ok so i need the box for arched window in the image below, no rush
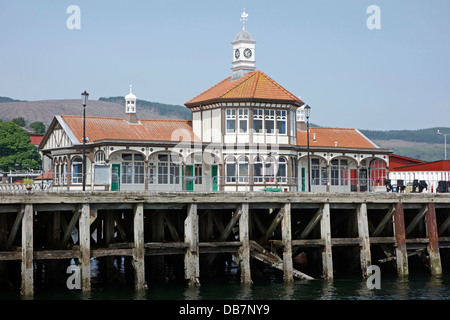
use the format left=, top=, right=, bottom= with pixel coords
left=238, top=156, right=249, bottom=183
left=253, top=156, right=263, bottom=183
left=370, top=159, right=387, bottom=187
left=265, top=157, right=275, bottom=183
left=95, top=151, right=105, bottom=163
left=72, top=156, right=83, bottom=184
left=277, top=157, right=287, bottom=183
left=226, top=156, right=236, bottom=183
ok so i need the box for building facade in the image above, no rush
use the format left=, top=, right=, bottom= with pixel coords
left=38, top=16, right=391, bottom=193
left=388, top=154, right=450, bottom=193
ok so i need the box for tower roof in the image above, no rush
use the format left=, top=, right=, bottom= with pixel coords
left=125, top=85, right=136, bottom=100
left=233, top=30, right=255, bottom=42
left=185, top=70, right=304, bottom=108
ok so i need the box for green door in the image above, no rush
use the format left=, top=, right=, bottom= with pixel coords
left=301, top=167, right=306, bottom=192
left=211, top=165, right=218, bottom=191
left=185, top=165, right=194, bottom=191
left=111, top=164, right=120, bottom=191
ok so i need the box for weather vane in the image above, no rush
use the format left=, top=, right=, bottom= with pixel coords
left=240, top=8, right=248, bottom=30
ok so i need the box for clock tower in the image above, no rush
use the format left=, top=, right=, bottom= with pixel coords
left=231, top=9, right=256, bottom=81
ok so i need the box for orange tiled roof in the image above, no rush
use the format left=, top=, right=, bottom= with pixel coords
left=61, top=115, right=199, bottom=143
left=185, top=70, right=304, bottom=107
left=297, top=127, right=379, bottom=149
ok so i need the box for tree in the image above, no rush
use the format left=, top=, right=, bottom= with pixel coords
left=0, top=122, right=41, bottom=171
left=12, top=117, right=26, bottom=127
left=30, top=121, right=46, bottom=134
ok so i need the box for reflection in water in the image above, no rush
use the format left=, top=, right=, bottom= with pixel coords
left=2, top=272, right=450, bottom=300
left=183, top=286, right=201, bottom=300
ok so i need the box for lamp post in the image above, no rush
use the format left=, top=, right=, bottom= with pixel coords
left=304, top=105, right=311, bottom=192
left=81, top=91, right=89, bottom=191
left=437, top=130, right=448, bottom=160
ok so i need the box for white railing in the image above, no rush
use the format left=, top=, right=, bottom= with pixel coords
left=1, top=172, right=449, bottom=194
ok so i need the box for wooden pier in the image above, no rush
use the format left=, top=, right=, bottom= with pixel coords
left=0, top=192, right=449, bottom=296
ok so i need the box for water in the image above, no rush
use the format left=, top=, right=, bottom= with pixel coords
left=2, top=273, right=449, bottom=320
left=3, top=273, right=450, bottom=300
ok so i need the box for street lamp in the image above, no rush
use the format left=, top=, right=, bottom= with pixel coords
left=81, top=91, right=89, bottom=191
left=304, top=104, right=311, bottom=192
left=437, top=130, right=448, bottom=160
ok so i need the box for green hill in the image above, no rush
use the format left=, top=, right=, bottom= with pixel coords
left=99, top=96, right=191, bottom=120
left=360, top=127, right=450, bottom=162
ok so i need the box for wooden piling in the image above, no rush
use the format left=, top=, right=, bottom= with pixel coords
left=184, top=203, right=200, bottom=286
left=393, top=202, right=409, bottom=276
left=281, top=203, right=294, bottom=282
left=133, top=203, right=147, bottom=290
left=78, top=203, right=91, bottom=292
left=238, top=203, right=252, bottom=284
left=357, top=203, right=371, bottom=278
left=425, top=203, right=442, bottom=275
left=320, top=203, right=333, bottom=279
left=21, top=204, right=33, bottom=296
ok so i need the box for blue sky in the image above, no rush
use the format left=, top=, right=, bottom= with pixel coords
left=1, top=0, right=449, bottom=130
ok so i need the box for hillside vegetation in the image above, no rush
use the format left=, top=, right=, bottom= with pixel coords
left=99, top=96, right=191, bottom=120
left=0, top=96, right=191, bottom=125
left=360, top=128, right=450, bottom=162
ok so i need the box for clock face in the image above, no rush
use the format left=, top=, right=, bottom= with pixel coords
left=235, top=49, right=240, bottom=59
left=244, top=48, right=252, bottom=58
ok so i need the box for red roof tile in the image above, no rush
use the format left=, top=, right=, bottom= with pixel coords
left=61, top=115, right=199, bottom=144
left=29, top=134, right=44, bottom=146
left=185, top=71, right=304, bottom=107
left=297, top=127, right=379, bottom=149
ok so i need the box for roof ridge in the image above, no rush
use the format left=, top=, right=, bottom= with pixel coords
left=62, top=115, right=124, bottom=120
left=311, top=127, right=355, bottom=131
left=221, top=71, right=258, bottom=98
left=250, top=70, right=261, bottom=97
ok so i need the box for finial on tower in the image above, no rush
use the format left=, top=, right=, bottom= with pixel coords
left=240, top=8, right=248, bottom=30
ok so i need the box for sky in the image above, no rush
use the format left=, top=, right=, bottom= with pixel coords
left=1, top=0, right=450, bottom=131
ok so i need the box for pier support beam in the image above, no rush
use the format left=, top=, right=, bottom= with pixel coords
left=78, top=203, right=91, bottom=292
left=21, top=204, right=33, bottom=296
left=133, top=203, right=147, bottom=290
left=320, top=203, right=333, bottom=279
left=393, top=203, right=409, bottom=276
left=184, top=203, right=200, bottom=286
left=281, top=203, right=294, bottom=282
left=357, top=203, right=371, bottom=278
left=425, top=203, right=442, bottom=275
left=238, top=203, right=252, bottom=284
